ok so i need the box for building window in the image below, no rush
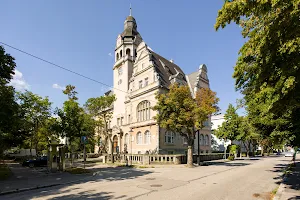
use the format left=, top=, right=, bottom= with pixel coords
left=205, top=135, right=209, bottom=146
left=117, top=118, right=120, bottom=126
left=128, top=115, right=131, bottom=124
left=200, top=134, right=204, bottom=145
left=118, top=79, right=122, bottom=85
left=118, top=67, right=123, bottom=76
left=182, top=137, right=187, bottom=145
left=124, top=133, right=129, bottom=145
left=120, top=117, right=123, bottom=126
left=137, top=101, right=151, bottom=122
left=204, top=120, right=209, bottom=127
left=139, top=80, right=143, bottom=89
left=136, top=132, right=142, bottom=144
left=126, top=48, right=131, bottom=56
left=165, top=131, right=174, bottom=144
left=144, top=77, right=148, bottom=86
left=120, top=50, right=123, bottom=57
left=144, top=131, right=151, bottom=144
left=116, top=53, right=119, bottom=60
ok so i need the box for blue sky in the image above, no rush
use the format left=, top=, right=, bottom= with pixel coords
left=1, top=0, right=245, bottom=114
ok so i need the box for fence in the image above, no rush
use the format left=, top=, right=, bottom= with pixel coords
left=102, top=153, right=227, bottom=165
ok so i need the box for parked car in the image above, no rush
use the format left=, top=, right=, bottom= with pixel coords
left=284, top=152, right=294, bottom=157
left=22, top=156, right=48, bottom=168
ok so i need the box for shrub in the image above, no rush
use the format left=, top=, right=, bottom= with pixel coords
left=228, top=155, right=234, bottom=161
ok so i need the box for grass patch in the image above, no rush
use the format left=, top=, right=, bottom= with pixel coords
left=0, top=164, right=12, bottom=180
left=272, top=186, right=279, bottom=195
left=65, top=167, right=91, bottom=174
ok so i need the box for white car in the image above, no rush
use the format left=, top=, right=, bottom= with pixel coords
left=284, top=152, right=294, bottom=157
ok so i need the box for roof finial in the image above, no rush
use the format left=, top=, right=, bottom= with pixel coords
left=130, top=3, right=132, bottom=16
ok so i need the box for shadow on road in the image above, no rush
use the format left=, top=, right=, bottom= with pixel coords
left=206, top=162, right=251, bottom=167
left=3, top=167, right=153, bottom=200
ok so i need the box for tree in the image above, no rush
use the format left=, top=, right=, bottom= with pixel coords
left=85, top=95, right=116, bottom=162
left=215, top=1, right=300, bottom=145
left=17, top=91, right=52, bottom=155
left=56, top=85, right=94, bottom=165
left=215, top=104, right=240, bottom=141
left=0, top=46, right=29, bottom=158
left=153, top=84, right=219, bottom=167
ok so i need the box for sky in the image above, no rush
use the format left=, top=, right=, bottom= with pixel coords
left=1, top=0, right=246, bottom=114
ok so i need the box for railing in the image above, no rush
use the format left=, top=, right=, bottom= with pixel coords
left=102, top=153, right=229, bottom=165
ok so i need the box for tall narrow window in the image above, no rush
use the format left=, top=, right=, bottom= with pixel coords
left=128, top=115, right=131, bottom=123
left=117, top=118, right=120, bottom=126
left=137, top=101, right=151, bottom=122
left=124, top=133, right=129, bottom=146
left=120, top=117, right=123, bottom=126
left=136, top=132, right=142, bottom=144
left=165, top=132, right=174, bottom=144
left=144, top=131, right=151, bottom=144
left=139, top=80, right=143, bottom=89
left=205, top=135, right=209, bottom=146
left=118, top=67, right=123, bottom=76
left=120, top=50, right=123, bottom=57
left=200, top=134, right=204, bottom=145
left=144, top=77, right=148, bottom=86
left=126, top=48, right=131, bottom=56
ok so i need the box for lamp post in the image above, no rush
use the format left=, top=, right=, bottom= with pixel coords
left=129, top=128, right=134, bottom=166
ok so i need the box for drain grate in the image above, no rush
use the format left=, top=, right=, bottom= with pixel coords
left=146, top=178, right=156, bottom=180
left=150, top=184, right=162, bottom=187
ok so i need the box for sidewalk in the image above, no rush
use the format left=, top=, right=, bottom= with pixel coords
left=0, top=162, right=92, bottom=195
left=275, top=155, right=300, bottom=200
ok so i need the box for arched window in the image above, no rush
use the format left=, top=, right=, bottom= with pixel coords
left=120, top=50, right=123, bottom=58
left=124, top=133, right=129, bottom=145
left=137, top=101, right=151, bottom=122
left=144, top=131, right=151, bottom=144
left=126, top=48, right=131, bottom=56
left=116, top=53, right=119, bottom=60
left=205, top=135, right=209, bottom=146
left=165, top=131, right=175, bottom=144
left=136, top=132, right=142, bottom=144
left=200, top=134, right=204, bottom=145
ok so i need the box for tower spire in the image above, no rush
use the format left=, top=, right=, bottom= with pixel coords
left=129, top=4, right=132, bottom=16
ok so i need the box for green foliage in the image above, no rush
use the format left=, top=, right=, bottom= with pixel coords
left=227, top=155, right=234, bottom=161
left=215, top=0, right=300, bottom=145
left=17, top=91, right=52, bottom=153
left=215, top=104, right=240, bottom=141
left=0, top=46, right=28, bottom=156
left=0, top=45, right=16, bottom=85
left=153, top=84, right=219, bottom=167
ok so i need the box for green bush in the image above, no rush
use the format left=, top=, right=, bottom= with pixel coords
left=228, top=155, right=235, bottom=161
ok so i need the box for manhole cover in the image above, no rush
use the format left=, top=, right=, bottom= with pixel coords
left=150, top=184, right=162, bottom=187
left=146, top=178, right=156, bottom=180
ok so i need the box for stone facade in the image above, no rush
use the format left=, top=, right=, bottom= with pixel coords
left=95, top=13, right=212, bottom=155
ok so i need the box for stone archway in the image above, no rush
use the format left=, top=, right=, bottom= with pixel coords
left=113, top=135, right=118, bottom=153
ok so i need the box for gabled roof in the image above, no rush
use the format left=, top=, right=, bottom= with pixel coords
left=149, top=50, right=186, bottom=87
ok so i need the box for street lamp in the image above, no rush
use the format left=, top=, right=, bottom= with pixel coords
left=197, top=130, right=200, bottom=165
left=129, top=128, right=134, bottom=166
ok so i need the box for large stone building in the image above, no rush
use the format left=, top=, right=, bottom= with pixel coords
left=95, top=12, right=212, bottom=155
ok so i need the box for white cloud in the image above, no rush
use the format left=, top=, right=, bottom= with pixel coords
left=10, top=69, right=30, bottom=91
left=108, top=53, right=113, bottom=57
left=52, top=83, right=65, bottom=90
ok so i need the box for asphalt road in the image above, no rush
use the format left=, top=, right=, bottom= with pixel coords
left=1, top=156, right=290, bottom=200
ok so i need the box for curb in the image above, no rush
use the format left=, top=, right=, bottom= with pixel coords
left=273, top=160, right=294, bottom=200
left=0, top=174, right=93, bottom=196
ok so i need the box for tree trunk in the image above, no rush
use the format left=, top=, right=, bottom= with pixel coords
left=187, top=145, right=193, bottom=167
left=110, top=139, right=114, bottom=163
left=70, top=140, right=73, bottom=167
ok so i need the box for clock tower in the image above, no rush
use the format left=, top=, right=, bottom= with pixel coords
left=112, top=9, right=142, bottom=127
